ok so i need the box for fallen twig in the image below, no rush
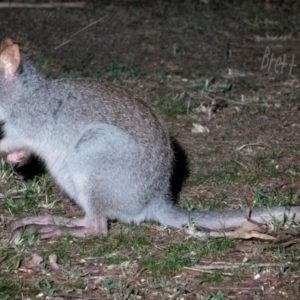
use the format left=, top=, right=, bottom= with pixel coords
left=184, top=262, right=286, bottom=272
left=55, top=15, right=108, bottom=49
left=238, top=142, right=264, bottom=151
left=0, top=2, right=85, bottom=8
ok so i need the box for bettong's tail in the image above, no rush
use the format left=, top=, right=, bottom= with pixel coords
left=148, top=199, right=300, bottom=230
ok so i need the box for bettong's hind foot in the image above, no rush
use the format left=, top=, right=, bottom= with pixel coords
left=8, top=215, right=108, bottom=243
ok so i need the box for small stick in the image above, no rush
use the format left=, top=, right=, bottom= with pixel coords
left=238, top=142, right=264, bottom=151
left=55, top=15, right=108, bottom=50
left=184, top=262, right=285, bottom=272
left=204, top=95, right=273, bottom=107
left=209, top=287, right=263, bottom=291
left=0, top=2, right=86, bottom=8
left=53, top=294, right=95, bottom=299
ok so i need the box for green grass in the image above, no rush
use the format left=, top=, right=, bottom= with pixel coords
left=35, top=52, right=95, bottom=78
left=104, top=61, right=141, bottom=80
left=180, top=192, right=227, bottom=211
left=38, top=225, right=152, bottom=266
left=100, top=279, right=139, bottom=299
left=35, top=53, right=142, bottom=80
left=103, top=255, right=129, bottom=265
left=187, top=151, right=293, bottom=187
left=141, top=237, right=233, bottom=274
left=34, top=279, right=57, bottom=295
left=253, top=189, right=292, bottom=207
left=155, top=100, right=188, bottom=117
left=200, top=272, right=224, bottom=283
left=206, top=291, right=227, bottom=300
left=0, top=173, right=58, bottom=217
left=0, top=276, right=39, bottom=299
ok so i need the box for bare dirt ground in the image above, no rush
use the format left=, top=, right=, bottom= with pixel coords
left=1, top=1, right=300, bottom=299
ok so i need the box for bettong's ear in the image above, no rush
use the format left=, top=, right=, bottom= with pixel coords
left=0, top=38, right=21, bottom=81
left=0, top=37, right=14, bottom=51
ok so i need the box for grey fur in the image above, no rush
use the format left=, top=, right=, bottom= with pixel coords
left=1, top=43, right=300, bottom=240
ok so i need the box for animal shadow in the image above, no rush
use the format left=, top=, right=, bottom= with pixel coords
left=15, top=154, right=46, bottom=180
left=170, top=137, right=190, bottom=200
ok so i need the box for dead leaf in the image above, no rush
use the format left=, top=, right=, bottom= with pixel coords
left=234, top=241, right=259, bottom=253
left=19, top=253, right=43, bottom=271
left=241, top=220, right=267, bottom=233
left=191, top=123, right=210, bottom=134
left=231, top=221, right=274, bottom=240
left=244, top=209, right=268, bottom=230
left=49, top=254, right=59, bottom=270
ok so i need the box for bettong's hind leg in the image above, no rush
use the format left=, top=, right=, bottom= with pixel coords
left=9, top=215, right=108, bottom=242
